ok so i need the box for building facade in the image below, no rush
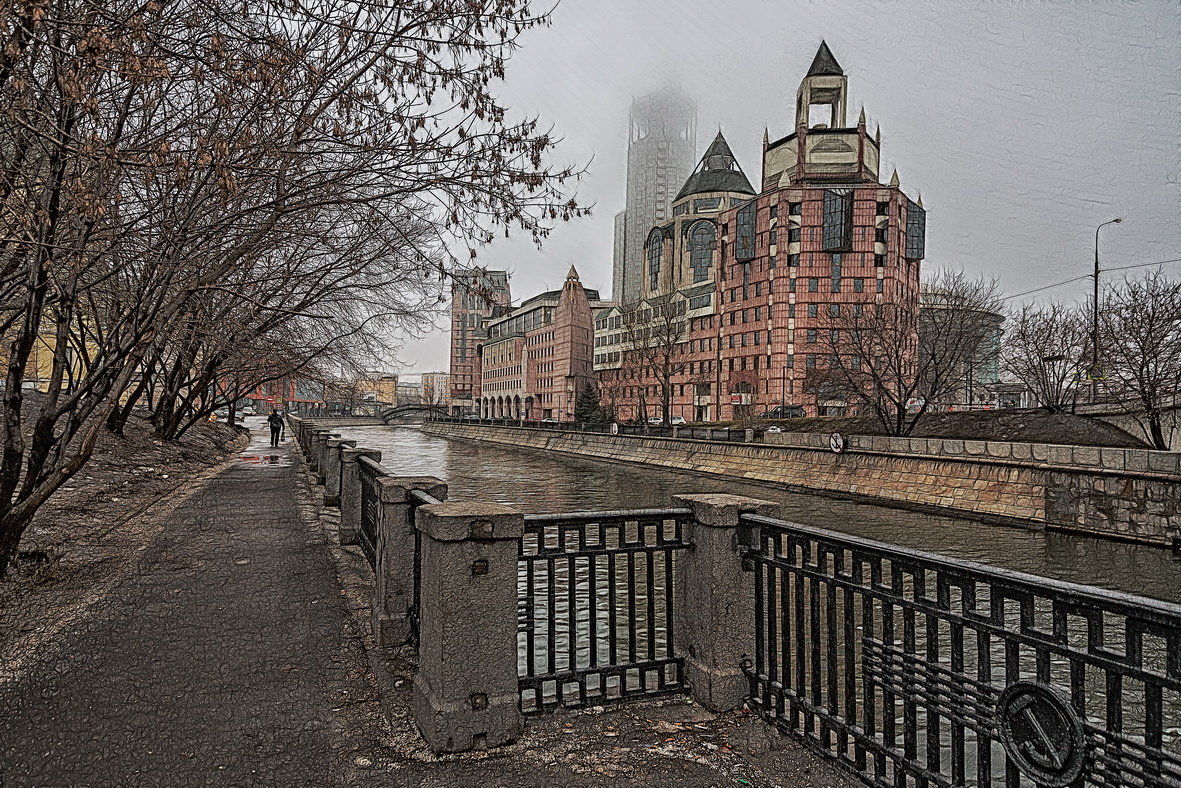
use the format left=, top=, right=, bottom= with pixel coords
left=420, top=371, right=451, bottom=410
left=600, top=42, right=927, bottom=422
left=476, top=267, right=601, bottom=421
left=612, top=86, right=697, bottom=304
left=449, top=268, right=510, bottom=415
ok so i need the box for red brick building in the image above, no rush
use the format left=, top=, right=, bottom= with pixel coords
left=476, top=267, right=600, bottom=421
left=449, top=268, right=510, bottom=415
left=598, top=41, right=926, bottom=422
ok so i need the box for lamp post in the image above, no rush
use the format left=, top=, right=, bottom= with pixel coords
left=1091, top=218, right=1122, bottom=403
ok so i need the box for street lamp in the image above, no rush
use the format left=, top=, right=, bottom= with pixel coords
left=1091, top=218, right=1122, bottom=402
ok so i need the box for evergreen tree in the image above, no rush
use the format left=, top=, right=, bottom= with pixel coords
left=574, top=382, right=604, bottom=423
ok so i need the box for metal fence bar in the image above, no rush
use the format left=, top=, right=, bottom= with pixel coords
left=740, top=512, right=1181, bottom=788
left=516, top=508, right=691, bottom=715
left=356, top=455, right=387, bottom=568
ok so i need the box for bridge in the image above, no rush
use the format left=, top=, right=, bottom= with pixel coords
left=380, top=403, right=447, bottom=423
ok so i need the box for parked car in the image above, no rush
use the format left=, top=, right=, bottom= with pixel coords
left=760, top=405, right=805, bottom=419
left=647, top=416, right=687, bottom=425
left=540, top=417, right=560, bottom=424
left=764, top=426, right=784, bottom=434
left=240, top=405, right=256, bottom=416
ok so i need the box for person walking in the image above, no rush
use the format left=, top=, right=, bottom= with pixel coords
left=267, top=410, right=284, bottom=447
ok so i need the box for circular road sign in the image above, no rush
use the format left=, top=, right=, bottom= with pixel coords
left=996, top=682, right=1086, bottom=787
left=829, top=432, right=848, bottom=454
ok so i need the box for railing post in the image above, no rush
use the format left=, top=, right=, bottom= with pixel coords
left=322, top=438, right=356, bottom=507
left=339, top=448, right=381, bottom=545
left=411, top=502, right=524, bottom=753
left=672, top=493, right=781, bottom=712
left=372, top=475, right=447, bottom=648
left=315, top=432, right=341, bottom=485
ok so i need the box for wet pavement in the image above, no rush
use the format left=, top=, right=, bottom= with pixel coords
left=0, top=428, right=383, bottom=785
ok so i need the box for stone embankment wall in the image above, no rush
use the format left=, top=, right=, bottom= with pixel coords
left=423, top=422, right=1181, bottom=548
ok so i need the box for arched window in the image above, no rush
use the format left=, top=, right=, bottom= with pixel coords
left=688, top=222, right=715, bottom=283
left=646, top=230, right=663, bottom=291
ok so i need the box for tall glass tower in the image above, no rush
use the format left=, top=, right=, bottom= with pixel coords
left=612, top=86, right=697, bottom=304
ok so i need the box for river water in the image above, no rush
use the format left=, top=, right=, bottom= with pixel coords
left=331, top=424, right=1181, bottom=604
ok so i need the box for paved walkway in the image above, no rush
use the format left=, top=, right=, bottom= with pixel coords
left=0, top=425, right=858, bottom=787
left=0, top=432, right=385, bottom=785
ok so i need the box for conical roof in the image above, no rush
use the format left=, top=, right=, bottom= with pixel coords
left=674, top=131, right=754, bottom=201
left=807, top=41, right=843, bottom=77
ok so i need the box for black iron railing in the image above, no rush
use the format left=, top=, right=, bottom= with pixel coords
left=516, top=508, right=692, bottom=715
left=357, top=456, right=386, bottom=568
left=428, top=414, right=756, bottom=443
left=739, top=513, right=1181, bottom=787
left=406, top=487, right=442, bottom=645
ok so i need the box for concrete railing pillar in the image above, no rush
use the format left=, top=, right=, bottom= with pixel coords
left=306, top=429, right=326, bottom=469
left=372, top=476, right=447, bottom=647
left=672, top=493, right=781, bottom=712
left=315, top=432, right=341, bottom=484
left=412, top=502, right=524, bottom=753
left=321, top=438, right=356, bottom=507
left=339, top=448, right=381, bottom=545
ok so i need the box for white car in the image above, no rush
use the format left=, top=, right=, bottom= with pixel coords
left=647, top=416, right=687, bottom=426
left=764, top=426, right=784, bottom=434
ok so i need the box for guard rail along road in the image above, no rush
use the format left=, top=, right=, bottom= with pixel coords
left=289, top=415, right=1181, bottom=787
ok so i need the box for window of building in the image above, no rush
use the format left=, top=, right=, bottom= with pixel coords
left=789, top=202, right=802, bottom=215
left=876, top=278, right=884, bottom=293
left=769, top=255, right=777, bottom=269
left=754, top=331, right=761, bottom=345
left=754, top=282, right=762, bottom=297
left=808, top=278, right=819, bottom=292
left=807, top=329, right=818, bottom=343
left=788, top=227, right=801, bottom=243
left=906, top=199, right=926, bottom=259
left=822, top=189, right=854, bottom=250
left=688, top=293, right=712, bottom=309
left=808, top=303, right=818, bottom=318
left=875, top=254, right=886, bottom=267
left=876, top=201, right=890, bottom=216
left=734, top=200, right=756, bottom=261
left=789, top=253, right=800, bottom=267
left=830, top=329, right=839, bottom=343
left=853, top=303, right=864, bottom=316
left=769, top=229, right=777, bottom=245
left=806, top=354, right=817, bottom=369
left=875, top=226, right=888, bottom=243
left=788, top=278, right=796, bottom=293
left=754, top=306, right=762, bottom=321
left=688, top=222, right=715, bottom=283
left=647, top=230, right=662, bottom=290
left=829, top=304, right=840, bottom=316
left=831, top=278, right=841, bottom=293
left=854, top=278, right=864, bottom=293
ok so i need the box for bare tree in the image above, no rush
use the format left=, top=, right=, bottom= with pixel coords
left=1001, top=302, right=1089, bottom=412
left=1098, top=271, right=1181, bottom=450
left=819, top=271, right=1004, bottom=435
left=618, top=297, right=689, bottom=425
left=0, top=0, right=587, bottom=578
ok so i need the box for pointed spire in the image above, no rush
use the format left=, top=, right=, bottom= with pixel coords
left=917, top=194, right=924, bottom=208
left=762, top=127, right=770, bottom=147
left=674, top=130, right=755, bottom=201
left=875, top=125, right=881, bottom=145
left=566, top=265, right=580, bottom=281
left=806, top=40, right=843, bottom=77
left=889, top=169, right=900, bottom=187
left=857, top=107, right=866, bottom=127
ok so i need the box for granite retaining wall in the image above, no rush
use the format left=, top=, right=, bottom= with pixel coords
left=423, top=423, right=1181, bottom=548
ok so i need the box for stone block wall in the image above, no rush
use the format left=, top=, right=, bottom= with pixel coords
left=423, top=423, right=1181, bottom=548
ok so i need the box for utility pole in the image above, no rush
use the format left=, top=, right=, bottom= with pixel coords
left=1091, top=218, right=1122, bottom=404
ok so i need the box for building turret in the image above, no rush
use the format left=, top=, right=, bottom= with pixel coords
left=763, top=41, right=881, bottom=188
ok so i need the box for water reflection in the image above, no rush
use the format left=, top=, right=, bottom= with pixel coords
left=333, top=425, right=1181, bottom=604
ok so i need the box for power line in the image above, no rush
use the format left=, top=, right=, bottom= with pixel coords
left=1001, top=256, right=1181, bottom=301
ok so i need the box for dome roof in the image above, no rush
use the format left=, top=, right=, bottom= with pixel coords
left=674, top=131, right=754, bottom=202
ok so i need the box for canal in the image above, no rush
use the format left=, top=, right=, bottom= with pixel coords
left=331, top=424, right=1181, bottom=604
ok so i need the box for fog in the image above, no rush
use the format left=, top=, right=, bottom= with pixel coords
left=393, top=0, right=1180, bottom=373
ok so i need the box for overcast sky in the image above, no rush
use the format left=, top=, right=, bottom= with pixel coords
left=392, top=0, right=1180, bottom=376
